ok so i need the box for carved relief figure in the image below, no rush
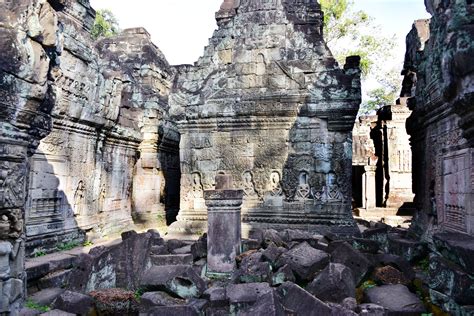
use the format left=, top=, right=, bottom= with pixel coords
left=98, top=183, right=107, bottom=213
left=242, top=171, right=257, bottom=197
left=73, top=180, right=86, bottom=217
left=295, top=171, right=311, bottom=201
left=326, top=172, right=343, bottom=202
left=0, top=239, right=22, bottom=280
left=0, top=211, right=22, bottom=239
left=191, top=172, right=204, bottom=198
left=269, top=171, right=283, bottom=196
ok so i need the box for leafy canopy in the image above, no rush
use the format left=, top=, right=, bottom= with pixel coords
left=320, top=0, right=400, bottom=115
left=91, top=9, right=120, bottom=40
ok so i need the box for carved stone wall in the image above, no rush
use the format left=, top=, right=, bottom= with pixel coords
left=25, top=24, right=179, bottom=254
left=170, top=0, right=361, bottom=236
left=1, top=1, right=179, bottom=310
left=404, top=1, right=474, bottom=238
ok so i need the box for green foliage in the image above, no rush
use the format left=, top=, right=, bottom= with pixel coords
left=91, top=9, right=120, bottom=40
left=32, top=247, right=46, bottom=258
left=360, top=280, right=376, bottom=290
left=56, top=241, right=80, bottom=251
left=134, top=288, right=145, bottom=301
left=320, top=0, right=400, bottom=115
left=25, top=300, right=51, bottom=312
left=416, top=257, right=430, bottom=272
left=83, top=240, right=94, bottom=247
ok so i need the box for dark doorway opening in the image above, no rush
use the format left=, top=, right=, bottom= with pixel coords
left=352, top=166, right=365, bottom=208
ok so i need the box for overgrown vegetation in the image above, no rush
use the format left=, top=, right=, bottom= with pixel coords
left=25, top=300, right=50, bottom=313
left=83, top=240, right=94, bottom=247
left=320, top=0, right=400, bottom=115
left=91, top=9, right=120, bottom=40
left=56, top=241, right=80, bottom=251
left=32, top=247, right=46, bottom=258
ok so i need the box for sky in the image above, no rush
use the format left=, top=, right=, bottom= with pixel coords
left=89, top=0, right=431, bottom=67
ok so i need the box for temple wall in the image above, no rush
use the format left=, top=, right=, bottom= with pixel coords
left=403, top=2, right=474, bottom=238
left=170, top=0, right=361, bottom=236
left=0, top=1, right=178, bottom=310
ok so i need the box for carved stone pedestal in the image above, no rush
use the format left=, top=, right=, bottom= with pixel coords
left=205, top=187, right=243, bottom=278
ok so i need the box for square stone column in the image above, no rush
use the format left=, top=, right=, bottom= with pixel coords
left=204, top=178, right=243, bottom=277
left=364, top=165, right=377, bottom=210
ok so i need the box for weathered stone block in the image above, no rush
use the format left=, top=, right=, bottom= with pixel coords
left=277, top=242, right=329, bottom=281
left=277, top=282, right=331, bottom=315
left=331, top=242, right=371, bottom=285
left=140, top=265, right=206, bottom=299
left=307, top=263, right=356, bottom=303
left=364, top=284, right=425, bottom=315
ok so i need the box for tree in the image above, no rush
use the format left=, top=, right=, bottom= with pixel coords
left=320, top=0, right=400, bottom=115
left=91, top=9, right=120, bottom=40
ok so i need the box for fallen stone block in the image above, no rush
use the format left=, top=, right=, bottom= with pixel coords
left=433, top=232, right=474, bottom=271
left=235, top=261, right=272, bottom=283
left=277, top=242, right=329, bottom=281
left=139, top=291, right=185, bottom=312
left=429, top=255, right=474, bottom=305
left=53, top=290, right=95, bottom=315
left=238, top=291, right=285, bottom=316
left=203, top=287, right=228, bottom=308
left=150, top=254, right=193, bottom=266
left=263, top=229, right=286, bottom=248
left=388, top=234, right=427, bottom=263
left=351, top=238, right=380, bottom=254
left=307, top=263, right=356, bottom=303
left=261, top=244, right=287, bottom=267
left=364, top=284, right=425, bottom=315
left=140, top=265, right=206, bottom=299
left=272, top=264, right=296, bottom=286
left=145, top=305, right=199, bottom=316
left=29, top=288, right=65, bottom=307
left=357, top=303, right=386, bottom=316
left=331, top=242, right=371, bottom=285
left=327, top=303, right=358, bottom=316
left=277, top=282, right=331, bottom=315
left=226, top=283, right=272, bottom=309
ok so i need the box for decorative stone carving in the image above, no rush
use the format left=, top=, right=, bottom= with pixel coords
left=170, top=0, right=361, bottom=235
left=192, top=172, right=204, bottom=199
left=269, top=171, right=283, bottom=197
left=295, top=172, right=311, bottom=201
left=242, top=171, right=257, bottom=198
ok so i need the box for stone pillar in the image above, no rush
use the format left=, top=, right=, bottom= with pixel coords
left=204, top=175, right=243, bottom=277
left=364, top=166, right=377, bottom=210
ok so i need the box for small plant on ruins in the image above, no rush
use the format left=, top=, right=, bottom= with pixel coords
left=134, top=288, right=145, bottom=302
left=83, top=240, right=94, bottom=247
left=25, top=300, right=50, bottom=312
left=417, top=257, right=430, bottom=272
left=32, top=247, right=46, bottom=258
left=56, top=240, right=80, bottom=251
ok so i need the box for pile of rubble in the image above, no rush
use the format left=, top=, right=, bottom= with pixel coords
left=24, top=223, right=460, bottom=315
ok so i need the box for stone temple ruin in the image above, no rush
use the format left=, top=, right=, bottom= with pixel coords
left=170, top=0, right=361, bottom=236
left=0, top=0, right=473, bottom=315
